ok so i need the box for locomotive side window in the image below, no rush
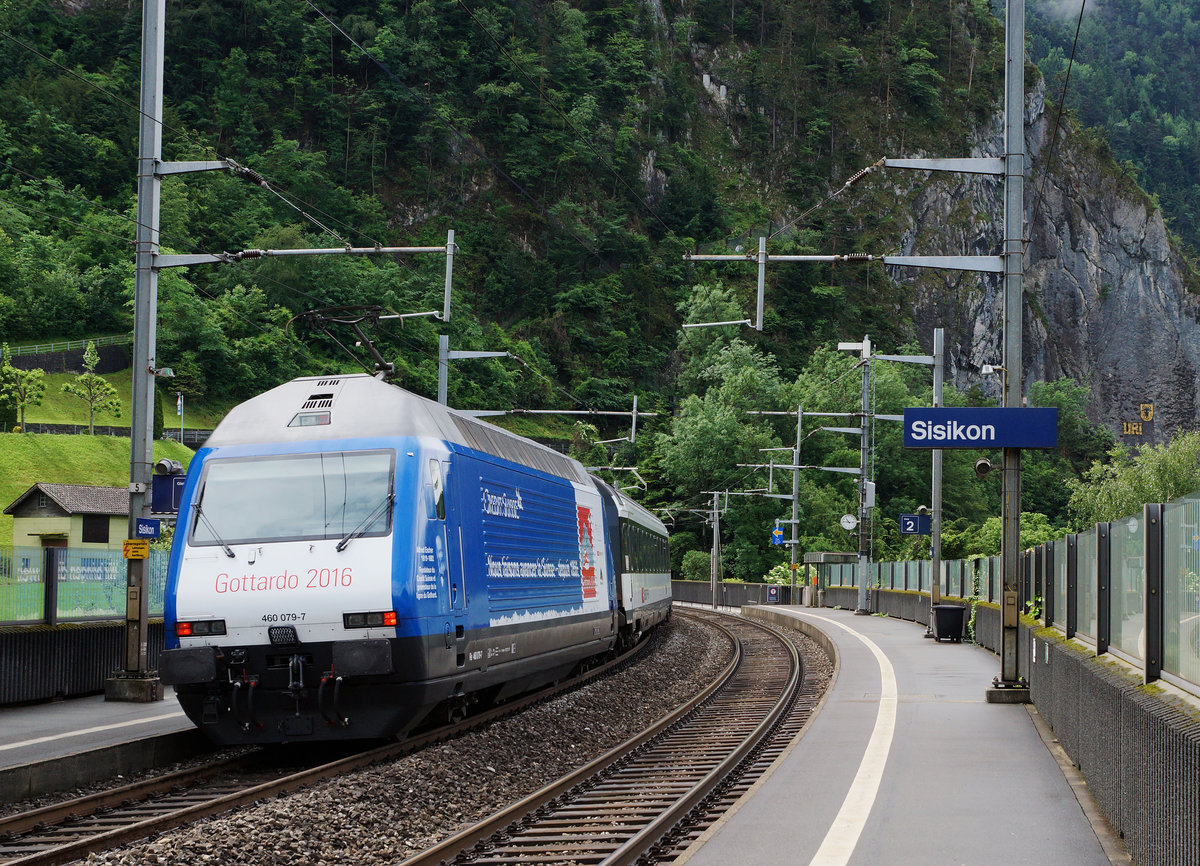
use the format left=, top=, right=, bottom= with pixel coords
left=429, top=459, right=446, bottom=520
left=190, top=450, right=395, bottom=547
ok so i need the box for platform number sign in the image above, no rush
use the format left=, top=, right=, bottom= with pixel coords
left=899, top=513, right=931, bottom=536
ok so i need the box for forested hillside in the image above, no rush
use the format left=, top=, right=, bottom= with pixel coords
left=0, top=0, right=1168, bottom=578
left=1029, top=0, right=1200, bottom=253
left=0, top=0, right=1005, bottom=400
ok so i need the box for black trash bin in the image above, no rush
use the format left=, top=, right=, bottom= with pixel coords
left=932, top=604, right=965, bottom=642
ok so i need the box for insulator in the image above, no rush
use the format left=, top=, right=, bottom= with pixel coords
left=236, top=166, right=268, bottom=187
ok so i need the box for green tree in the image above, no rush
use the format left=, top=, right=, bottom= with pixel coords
left=1023, top=379, right=1116, bottom=524
left=681, top=549, right=713, bottom=582
left=1068, top=430, right=1200, bottom=527
left=0, top=344, right=46, bottom=431
left=61, top=341, right=122, bottom=434
left=568, top=421, right=609, bottom=467
left=153, top=381, right=165, bottom=440
left=946, top=512, right=1068, bottom=558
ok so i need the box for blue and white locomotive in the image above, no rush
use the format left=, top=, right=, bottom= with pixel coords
left=159, top=374, right=671, bottom=742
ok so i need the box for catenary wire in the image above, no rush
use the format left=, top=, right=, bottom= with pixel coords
left=237, top=263, right=580, bottom=406
left=0, top=29, right=387, bottom=250
left=0, top=196, right=135, bottom=247
left=1030, top=0, right=1088, bottom=236
left=10, top=11, right=642, bottom=408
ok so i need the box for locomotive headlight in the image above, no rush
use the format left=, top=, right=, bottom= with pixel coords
left=176, top=619, right=227, bottom=638
left=343, top=611, right=398, bottom=628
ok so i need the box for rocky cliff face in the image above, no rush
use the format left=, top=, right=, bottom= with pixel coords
left=898, top=79, right=1200, bottom=443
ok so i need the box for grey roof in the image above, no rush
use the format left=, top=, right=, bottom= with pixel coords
left=3, top=483, right=129, bottom=516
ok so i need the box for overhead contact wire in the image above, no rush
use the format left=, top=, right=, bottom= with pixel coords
left=1030, top=0, right=1087, bottom=236
left=0, top=30, right=386, bottom=250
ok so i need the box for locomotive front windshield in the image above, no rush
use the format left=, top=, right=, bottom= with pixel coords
left=190, top=450, right=395, bottom=547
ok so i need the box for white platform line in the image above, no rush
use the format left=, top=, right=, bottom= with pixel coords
left=804, top=614, right=898, bottom=866
left=0, top=711, right=187, bottom=752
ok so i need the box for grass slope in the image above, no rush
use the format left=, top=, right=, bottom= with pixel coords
left=0, top=434, right=195, bottom=543
left=24, top=369, right=226, bottom=429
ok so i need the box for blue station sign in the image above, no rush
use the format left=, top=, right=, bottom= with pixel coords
left=903, top=407, right=1059, bottom=449
left=135, top=517, right=162, bottom=539
left=899, top=513, right=931, bottom=535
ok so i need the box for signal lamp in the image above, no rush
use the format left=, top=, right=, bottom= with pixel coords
left=176, top=619, right=226, bottom=638
left=343, top=611, right=399, bottom=629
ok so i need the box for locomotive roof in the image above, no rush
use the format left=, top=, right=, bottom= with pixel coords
left=205, top=375, right=591, bottom=484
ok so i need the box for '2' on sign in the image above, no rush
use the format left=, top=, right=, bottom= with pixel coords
left=899, top=513, right=931, bottom=535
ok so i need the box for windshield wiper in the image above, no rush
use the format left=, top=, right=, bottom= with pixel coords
left=194, top=503, right=236, bottom=558
left=336, top=491, right=395, bottom=552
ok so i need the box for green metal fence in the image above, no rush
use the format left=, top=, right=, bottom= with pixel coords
left=0, top=546, right=167, bottom=624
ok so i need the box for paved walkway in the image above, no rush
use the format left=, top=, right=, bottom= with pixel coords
left=0, top=692, right=189, bottom=771
left=677, top=606, right=1127, bottom=866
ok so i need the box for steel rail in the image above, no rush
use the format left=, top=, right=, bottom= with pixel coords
left=0, top=636, right=656, bottom=866
left=400, top=610, right=800, bottom=866
left=605, top=616, right=800, bottom=865
left=0, top=752, right=248, bottom=839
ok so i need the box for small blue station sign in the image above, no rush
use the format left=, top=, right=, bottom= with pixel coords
left=902, top=407, right=1058, bottom=449
left=899, top=513, right=932, bottom=535
left=135, top=517, right=162, bottom=539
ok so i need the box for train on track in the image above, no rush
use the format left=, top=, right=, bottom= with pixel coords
left=158, top=374, right=672, bottom=743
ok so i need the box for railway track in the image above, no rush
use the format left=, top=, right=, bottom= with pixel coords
left=400, top=609, right=827, bottom=866
left=0, top=634, right=658, bottom=866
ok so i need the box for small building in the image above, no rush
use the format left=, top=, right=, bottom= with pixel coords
left=3, top=483, right=129, bottom=550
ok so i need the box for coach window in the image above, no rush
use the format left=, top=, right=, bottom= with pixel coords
left=429, top=460, right=446, bottom=520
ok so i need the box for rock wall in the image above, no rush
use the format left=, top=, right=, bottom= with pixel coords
left=898, top=79, right=1200, bottom=443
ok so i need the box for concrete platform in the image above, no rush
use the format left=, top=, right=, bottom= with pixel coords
left=677, top=606, right=1129, bottom=866
left=0, top=690, right=199, bottom=803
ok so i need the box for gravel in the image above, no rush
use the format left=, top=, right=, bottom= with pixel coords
left=82, top=613, right=736, bottom=865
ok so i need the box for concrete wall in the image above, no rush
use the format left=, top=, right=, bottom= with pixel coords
left=0, top=620, right=166, bottom=704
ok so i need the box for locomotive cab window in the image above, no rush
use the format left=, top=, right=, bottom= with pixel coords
left=190, top=450, right=395, bottom=547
